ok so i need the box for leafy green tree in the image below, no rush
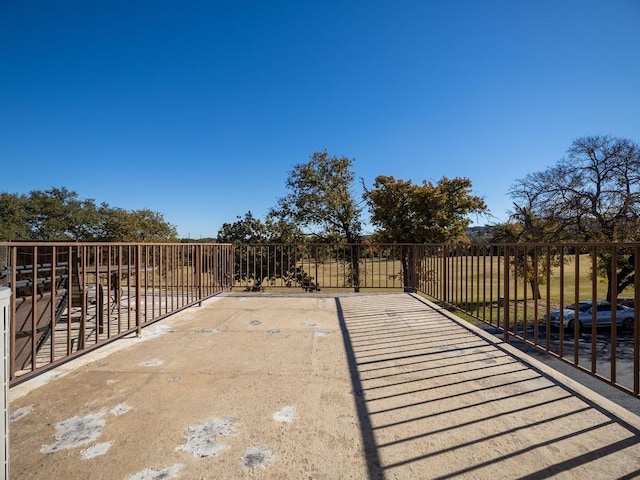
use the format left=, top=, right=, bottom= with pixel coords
left=0, top=187, right=103, bottom=241
left=509, top=135, right=640, bottom=300
left=364, top=175, right=487, bottom=288
left=364, top=175, right=487, bottom=243
left=217, top=211, right=269, bottom=243
left=0, top=192, right=30, bottom=241
left=271, top=151, right=362, bottom=242
left=0, top=186, right=179, bottom=243
left=216, top=212, right=307, bottom=291
left=270, top=151, right=363, bottom=289
left=102, top=208, right=178, bottom=242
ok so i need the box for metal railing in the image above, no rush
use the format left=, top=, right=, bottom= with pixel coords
left=0, top=242, right=232, bottom=385
left=230, top=243, right=413, bottom=292
left=416, top=243, right=640, bottom=398
left=3, top=241, right=639, bottom=398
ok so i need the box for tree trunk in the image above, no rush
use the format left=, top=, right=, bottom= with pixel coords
left=529, top=278, right=541, bottom=300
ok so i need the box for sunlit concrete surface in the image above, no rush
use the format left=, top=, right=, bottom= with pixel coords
left=9, top=293, right=640, bottom=479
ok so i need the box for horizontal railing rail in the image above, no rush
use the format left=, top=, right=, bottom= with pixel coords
left=0, top=242, right=232, bottom=385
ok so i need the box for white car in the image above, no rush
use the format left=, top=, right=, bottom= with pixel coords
left=543, top=301, right=635, bottom=331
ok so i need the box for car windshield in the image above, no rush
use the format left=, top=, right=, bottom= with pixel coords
left=565, top=303, right=592, bottom=312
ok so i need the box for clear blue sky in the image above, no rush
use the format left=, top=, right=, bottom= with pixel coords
left=2, top=1, right=639, bottom=238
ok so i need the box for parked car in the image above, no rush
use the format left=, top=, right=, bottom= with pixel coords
left=543, top=301, right=635, bottom=331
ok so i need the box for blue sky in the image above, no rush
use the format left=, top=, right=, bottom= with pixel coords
left=2, top=1, right=639, bottom=238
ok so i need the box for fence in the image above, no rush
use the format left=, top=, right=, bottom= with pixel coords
left=230, top=243, right=413, bottom=292
left=2, top=241, right=639, bottom=398
left=416, top=243, right=640, bottom=398
left=0, top=242, right=232, bottom=385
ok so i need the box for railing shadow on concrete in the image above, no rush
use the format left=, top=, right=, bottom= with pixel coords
left=335, top=293, right=640, bottom=479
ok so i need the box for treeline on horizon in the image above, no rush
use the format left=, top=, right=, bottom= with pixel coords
left=2, top=135, right=639, bottom=250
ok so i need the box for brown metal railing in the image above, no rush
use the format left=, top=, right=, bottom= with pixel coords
left=3, top=241, right=639, bottom=398
left=415, top=243, right=640, bottom=398
left=0, top=242, right=232, bottom=385
left=230, top=243, right=413, bottom=292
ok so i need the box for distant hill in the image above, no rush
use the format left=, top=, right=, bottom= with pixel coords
left=467, top=225, right=494, bottom=243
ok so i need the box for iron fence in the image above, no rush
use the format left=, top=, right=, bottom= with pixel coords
left=416, top=243, right=640, bottom=398
left=3, top=241, right=639, bottom=398
left=231, top=243, right=413, bottom=292
left=0, top=242, right=232, bottom=385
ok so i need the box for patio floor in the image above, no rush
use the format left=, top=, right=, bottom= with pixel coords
left=9, top=292, right=640, bottom=479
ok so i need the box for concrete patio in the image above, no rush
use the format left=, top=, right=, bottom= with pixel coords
left=9, top=292, right=640, bottom=479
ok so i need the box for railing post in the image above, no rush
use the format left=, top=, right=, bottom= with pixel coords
left=353, top=244, right=360, bottom=293
left=441, top=245, right=448, bottom=305
left=1, top=285, right=10, bottom=480
left=407, top=244, right=417, bottom=293
left=135, top=244, right=142, bottom=338
left=196, top=244, right=203, bottom=306
left=503, top=245, right=510, bottom=344
left=634, top=244, right=640, bottom=396
left=9, top=247, right=16, bottom=382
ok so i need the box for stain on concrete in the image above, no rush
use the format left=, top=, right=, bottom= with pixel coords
left=40, top=412, right=106, bottom=453
left=127, top=463, right=183, bottom=480
left=139, top=359, right=164, bottom=367
left=267, top=329, right=280, bottom=334
left=110, top=403, right=131, bottom=416
left=10, top=405, right=33, bottom=422
left=273, top=405, right=296, bottom=423
left=144, top=324, right=174, bottom=338
left=81, top=441, right=113, bottom=459
left=40, top=402, right=131, bottom=454
left=250, top=320, right=262, bottom=326
left=198, top=327, right=219, bottom=334
left=241, top=446, right=275, bottom=471
left=302, top=322, right=319, bottom=327
left=314, top=331, right=330, bottom=337
left=176, top=417, right=238, bottom=458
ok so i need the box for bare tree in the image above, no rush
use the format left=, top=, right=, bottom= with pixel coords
left=509, top=135, right=640, bottom=300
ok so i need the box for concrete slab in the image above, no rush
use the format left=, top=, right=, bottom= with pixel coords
left=9, top=293, right=640, bottom=479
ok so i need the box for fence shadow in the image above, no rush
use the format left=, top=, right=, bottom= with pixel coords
left=335, top=293, right=640, bottom=479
